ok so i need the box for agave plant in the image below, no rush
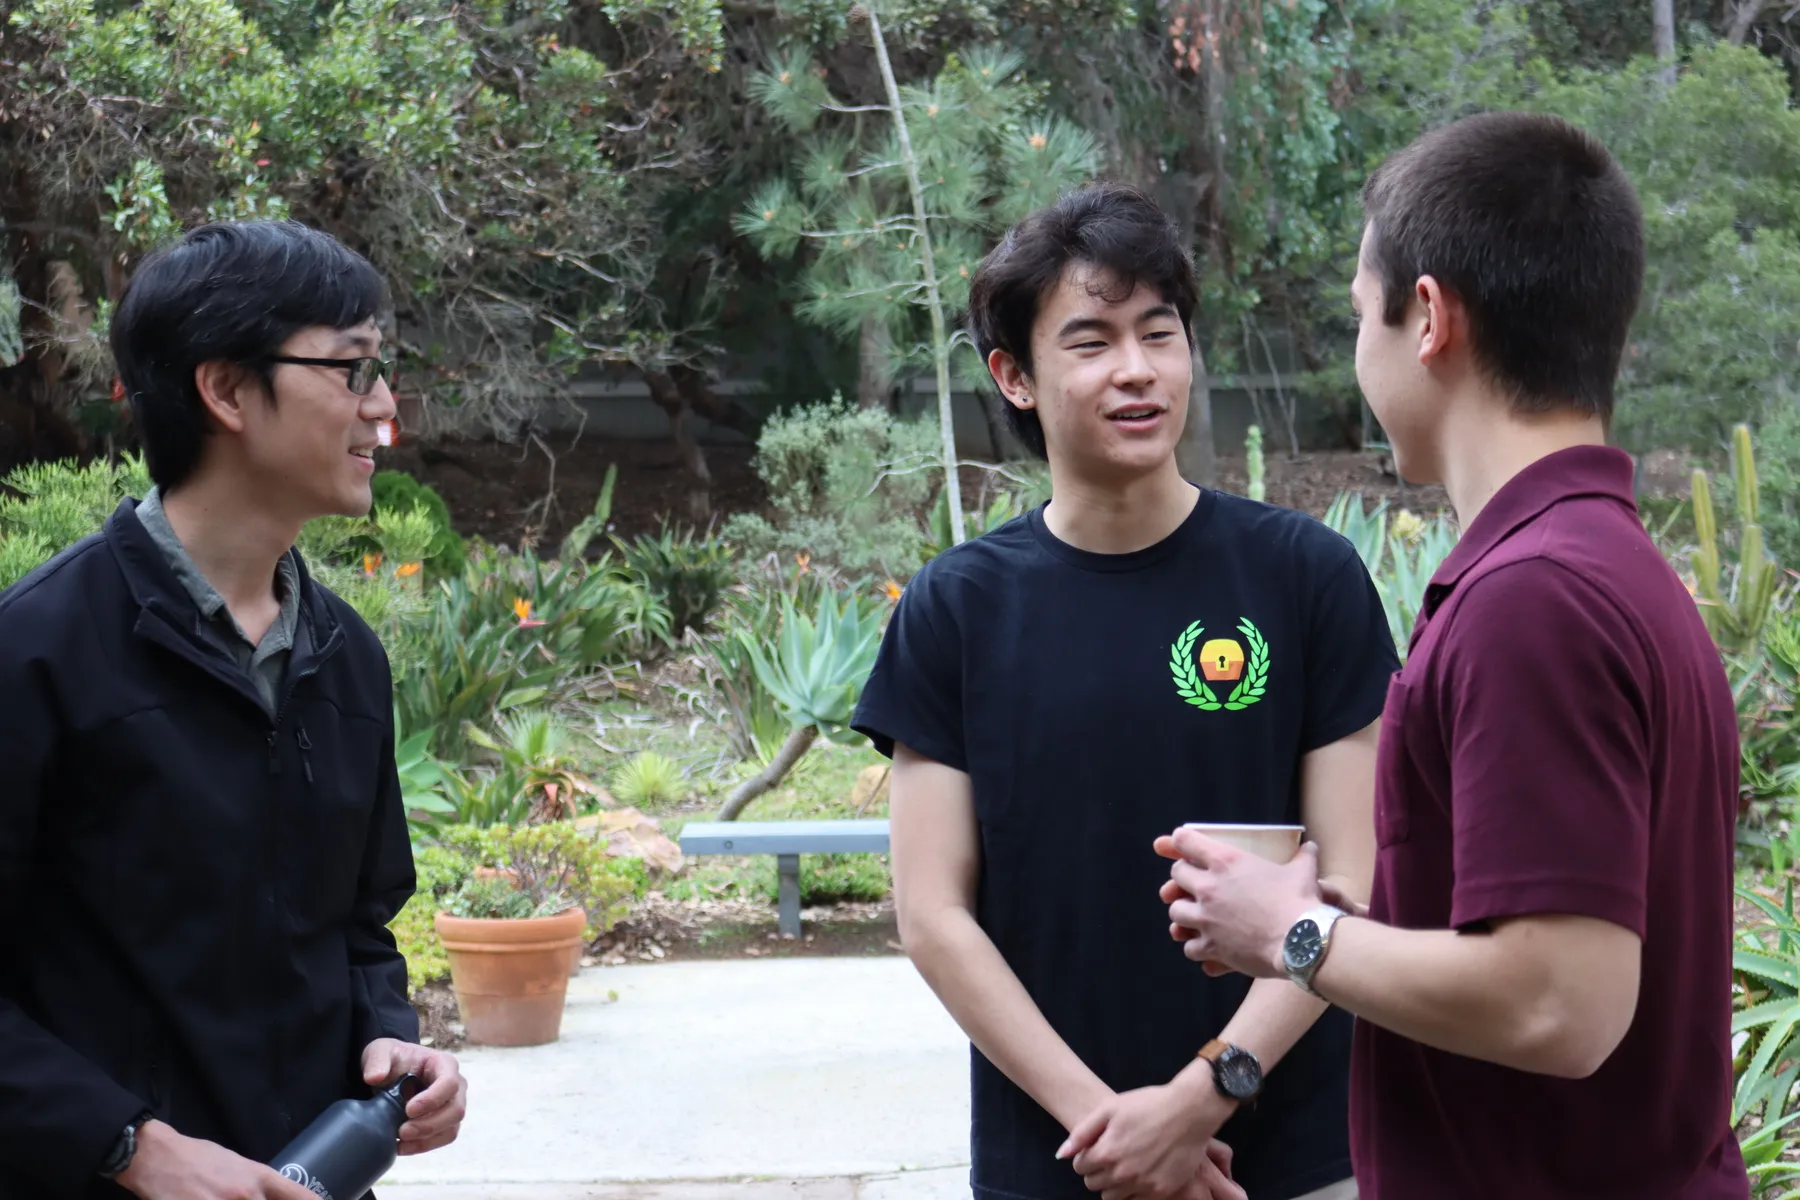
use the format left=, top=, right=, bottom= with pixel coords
left=923, top=488, right=1019, bottom=560
left=1736, top=880, right=1800, bottom=1130
left=717, top=587, right=883, bottom=819
left=1321, top=491, right=1457, bottom=657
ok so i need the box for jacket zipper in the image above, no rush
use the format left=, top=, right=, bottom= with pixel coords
left=264, top=635, right=338, bottom=1137
left=134, top=572, right=347, bottom=1139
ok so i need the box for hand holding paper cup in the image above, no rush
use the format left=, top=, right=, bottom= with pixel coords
left=1176, top=822, right=1304, bottom=863
left=1156, top=824, right=1305, bottom=974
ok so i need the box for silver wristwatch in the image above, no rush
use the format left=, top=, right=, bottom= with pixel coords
left=98, top=1113, right=152, bottom=1180
left=1282, top=904, right=1347, bottom=995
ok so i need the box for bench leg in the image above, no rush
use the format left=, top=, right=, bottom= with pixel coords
left=777, top=853, right=801, bottom=938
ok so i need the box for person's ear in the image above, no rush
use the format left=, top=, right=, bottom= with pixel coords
left=193, top=360, right=264, bottom=434
left=1415, top=275, right=1467, bottom=367
left=987, top=348, right=1036, bottom=413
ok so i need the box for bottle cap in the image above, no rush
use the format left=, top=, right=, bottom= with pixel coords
left=379, top=1073, right=423, bottom=1113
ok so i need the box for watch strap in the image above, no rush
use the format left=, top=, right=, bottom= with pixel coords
left=1195, top=1038, right=1262, bottom=1103
left=1286, top=904, right=1347, bottom=995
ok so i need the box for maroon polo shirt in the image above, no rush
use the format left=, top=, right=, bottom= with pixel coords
left=1349, top=445, right=1749, bottom=1198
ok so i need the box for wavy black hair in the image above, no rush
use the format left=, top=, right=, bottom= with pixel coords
left=965, top=183, right=1198, bottom=459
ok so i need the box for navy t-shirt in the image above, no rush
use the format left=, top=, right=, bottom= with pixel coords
left=852, top=487, right=1399, bottom=1200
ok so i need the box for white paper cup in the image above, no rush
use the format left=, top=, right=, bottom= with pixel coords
left=1179, top=823, right=1304, bottom=863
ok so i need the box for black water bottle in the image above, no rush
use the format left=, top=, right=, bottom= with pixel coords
left=268, top=1074, right=419, bottom=1200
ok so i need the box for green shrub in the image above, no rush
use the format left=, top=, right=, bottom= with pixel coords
left=613, top=524, right=736, bottom=639
left=358, top=470, right=466, bottom=577
left=389, top=843, right=473, bottom=994
left=0, top=454, right=152, bottom=587
left=438, top=821, right=645, bottom=938
left=392, top=544, right=671, bottom=759
left=1750, top=400, right=1800, bottom=574
left=393, top=822, right=647, bottom=993
left=760, top=852, right=890, bottom=905
left=720, top=395, right=938, bottom=581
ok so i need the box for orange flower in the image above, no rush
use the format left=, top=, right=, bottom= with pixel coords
left=513, top=597, right=546, bottom=628
left=362, top=552, right=383, bottom=577
left=396, top=561, right=422, bottom=578
left=796, top=552, right=812, bottom=575
left=881, top=579, right=904, bottom=602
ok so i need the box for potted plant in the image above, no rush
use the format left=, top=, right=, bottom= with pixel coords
left=433, top=822, right=638, bottom=1046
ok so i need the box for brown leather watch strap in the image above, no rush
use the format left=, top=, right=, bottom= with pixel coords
left=1196, top=1037, right=1229, bottom=1063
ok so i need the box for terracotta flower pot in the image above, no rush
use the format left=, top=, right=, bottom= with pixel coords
left=435, top=907, right=587, bottom=1046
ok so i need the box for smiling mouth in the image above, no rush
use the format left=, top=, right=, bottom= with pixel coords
left=350, top=447, right=376, bottom=461
left=1107, top=406, right=1164, bottom=425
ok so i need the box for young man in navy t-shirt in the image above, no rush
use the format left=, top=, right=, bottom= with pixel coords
left=1156, top=115, right=1750, bottom=1197
left=852, top=183, right=1398, bottom=1200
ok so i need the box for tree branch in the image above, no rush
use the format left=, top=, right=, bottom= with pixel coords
left=718, top=726, right=820, bottom=820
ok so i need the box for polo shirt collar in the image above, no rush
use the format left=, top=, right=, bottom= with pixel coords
left=1426, top=443, right=1637, bottom=602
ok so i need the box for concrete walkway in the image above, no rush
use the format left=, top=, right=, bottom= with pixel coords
left=379, top=957, right=972, bottom=1198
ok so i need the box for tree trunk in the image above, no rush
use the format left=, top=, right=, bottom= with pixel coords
left=1652, top=0, right=1677, bottom=81
left=867, top=4, right=965, bottom=548
left=717, top=725, right=820, bottom=820
left=644, top=369, right=713, bottom=522
left=856, top=315, right=893, bottom=410
left=1727, top=0, right=1766, bottom=44
left=1176, top=340, right=1217, bottom=487
left=673, top=363, right=762, bottom=440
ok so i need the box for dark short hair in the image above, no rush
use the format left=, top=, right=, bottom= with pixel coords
left=111, top=220, right=387, bottom=490
left=966, top=183, right=1198, bottom=458
left=1362, top=111, right=1644, bottom=420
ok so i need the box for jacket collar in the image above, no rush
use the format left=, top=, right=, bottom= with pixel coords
left=1422, top=444, right=1637, bottom=615
left=104, top=498, right=342, bottom=691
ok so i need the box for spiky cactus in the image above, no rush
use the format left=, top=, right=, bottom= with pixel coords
left=1692, top=423, right=1779, bottom=656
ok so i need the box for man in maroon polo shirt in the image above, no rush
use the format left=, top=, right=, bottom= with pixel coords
left=1144, top=112, right=1749, bottom=1196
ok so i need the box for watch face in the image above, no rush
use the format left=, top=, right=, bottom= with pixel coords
left=1284, top=918, right=1323, bottom=971
left=1216, top=1047, right=1263, bottom=1100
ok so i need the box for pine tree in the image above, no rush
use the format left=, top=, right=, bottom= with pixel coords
left=736, top=17, right=1097, bottom=545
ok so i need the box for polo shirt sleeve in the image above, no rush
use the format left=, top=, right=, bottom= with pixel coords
left=1299, top=549, right=1402, bottom=753
left=851, top=565, right=967, bottom=772
left=1436, top=560, right=1654, bottom=936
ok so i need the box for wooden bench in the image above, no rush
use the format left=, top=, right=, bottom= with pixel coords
left=678, top=819, right=891, bottom=937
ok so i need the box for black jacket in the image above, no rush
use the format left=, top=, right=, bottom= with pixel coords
left=0, top=500, right=418, bottom=1198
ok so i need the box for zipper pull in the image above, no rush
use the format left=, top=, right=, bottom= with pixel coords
left=296, top=726, right=314, bottom=784
left=267, top=730, right=281, bottom=776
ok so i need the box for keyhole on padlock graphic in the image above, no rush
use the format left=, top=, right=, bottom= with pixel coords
left=1216, top=654, right=1229, bottom=671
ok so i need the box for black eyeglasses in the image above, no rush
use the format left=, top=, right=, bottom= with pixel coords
left=262, top=355, right=394, bottom=396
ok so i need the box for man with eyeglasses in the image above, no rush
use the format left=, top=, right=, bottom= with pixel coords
left=0, top=220, right=465, bottom=1200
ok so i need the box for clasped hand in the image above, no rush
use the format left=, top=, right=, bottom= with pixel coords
left=1057, top=1086, right=1247, bottom=1200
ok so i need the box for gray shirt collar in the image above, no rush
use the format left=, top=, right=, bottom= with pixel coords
left=134, top=486, right=301, bottom=660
